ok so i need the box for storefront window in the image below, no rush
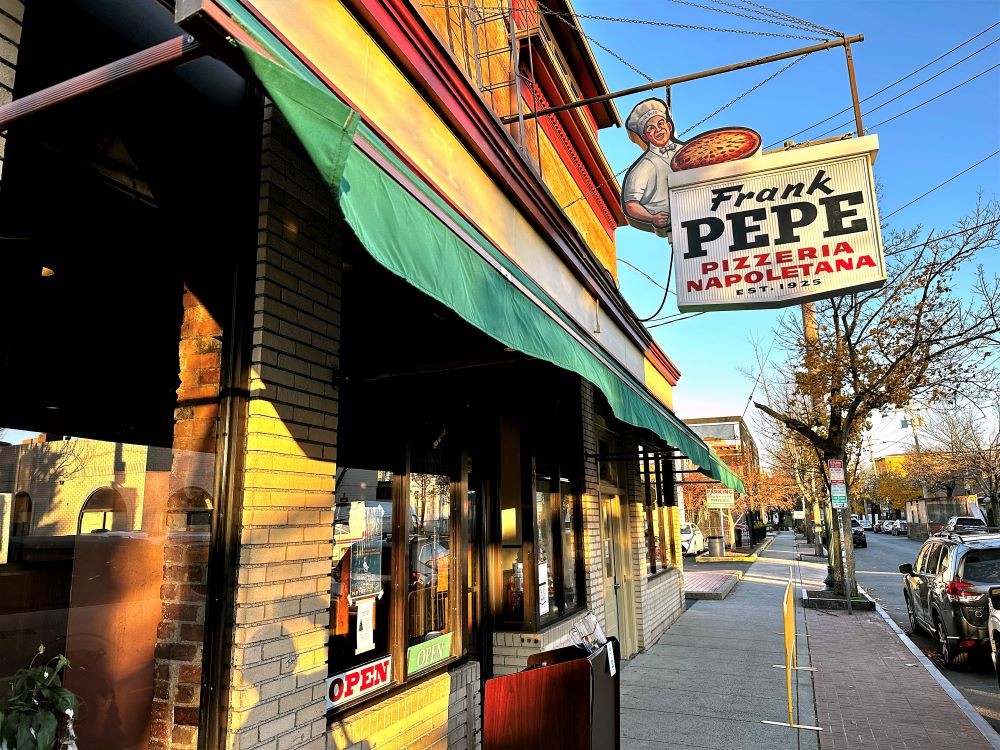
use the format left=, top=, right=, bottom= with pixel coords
left=534, top=473, right=582, bottom=625
left=330, top=468, right=394, bottom=674
left=407, top=472, right=453, bottom=673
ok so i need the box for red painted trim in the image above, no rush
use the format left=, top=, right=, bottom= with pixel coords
left=645, top=344, right=681, bottom=386
left=343, top=0, right=668, bottom=360
left=201, top=0, right=681, bottom=382
left=522, top=47, right=624, bottom=232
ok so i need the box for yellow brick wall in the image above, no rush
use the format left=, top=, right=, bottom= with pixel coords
left=225, top=105, right=340, bottom=750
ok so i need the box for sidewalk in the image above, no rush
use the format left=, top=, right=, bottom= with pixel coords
left=620, top=531, right=1000, bottom=750
left=620, top=532, right=819, bottom=749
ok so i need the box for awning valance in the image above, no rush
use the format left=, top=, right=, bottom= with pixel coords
left=222, top=10, right=744, bottom=493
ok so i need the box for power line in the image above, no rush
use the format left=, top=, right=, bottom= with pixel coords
left=811, top=58, right=1000, bottom=140
left=648, top=311, right=706, bottom=328
left=888, top=220, right=1000, bottom=250
left=770, top=21, right=1000, bottom=147
left=883, top=150, right=1000, bottom=220
left=864, top=64, right=999, bottom=131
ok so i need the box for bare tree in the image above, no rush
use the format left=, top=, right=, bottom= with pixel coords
left=755, top=199, right=1000, bottom=595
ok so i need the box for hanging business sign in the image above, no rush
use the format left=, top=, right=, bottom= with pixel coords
left=668, top=135, right=885, bottom=312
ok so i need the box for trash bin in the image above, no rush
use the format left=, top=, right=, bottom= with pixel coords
left=734, top=527, right=743, bottom=548
left=708, top=536, right=724, bottom=557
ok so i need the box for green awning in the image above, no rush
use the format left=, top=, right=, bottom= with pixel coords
left=225, top=23, right=743, bottom=493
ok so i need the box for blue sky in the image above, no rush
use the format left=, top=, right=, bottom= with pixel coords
left=571, top=0, right=1000, bottom=457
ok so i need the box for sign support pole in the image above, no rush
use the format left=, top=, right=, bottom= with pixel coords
left=720, top=508, right=725, bottom=554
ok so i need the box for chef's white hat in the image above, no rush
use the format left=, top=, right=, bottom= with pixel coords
left=626, top=98, right=669, bottom=138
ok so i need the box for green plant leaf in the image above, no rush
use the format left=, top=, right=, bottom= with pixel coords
left=15, top=719, right=34, bottom=750
left=36, top=712, right=56, bottom=750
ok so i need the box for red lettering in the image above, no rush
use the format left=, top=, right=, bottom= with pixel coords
left=799, top=263, right=813, bottom=275
left=687, top=280, right=703, bottom=292
left=856, top=255, right=876, bottom=268
left=775, top=250, right=792, bottom=263
left=798, top=247, right=817, bottom=260
left=745, top=271, right=763, bottom=284
left=835, top=259, right=853, bottom=271
left=705, top=277, right=723, bottom=290
left=782, top=266, right=799, bottom=279
left=765, top=269, right=782, bottom=281
left=330, top=677, right=344, bottom=702
left=702, top=261, right=719, bottom=274
left=815, top=261, right=833, bottom=273
left=724, top=274, right=741, bottom=287
left=360, top=666, right=376, bottom=690
left=345, top=671, right=361, bottom=696
left=734, top=255, right=751, bottom=270
left=834, top=242, right=854, bottom=255
left=373, top=662, right=389, bottom=684
left=754, top=254, right=770, bottom=267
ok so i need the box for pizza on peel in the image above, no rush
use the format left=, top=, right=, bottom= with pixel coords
left=670, top=126, right=761, bottom=171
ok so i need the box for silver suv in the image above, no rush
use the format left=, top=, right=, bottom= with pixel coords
left=900, top=531, right=1000, bottom=667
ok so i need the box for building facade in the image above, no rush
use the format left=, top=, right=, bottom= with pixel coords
left=0, top=1, right=741, bottom=748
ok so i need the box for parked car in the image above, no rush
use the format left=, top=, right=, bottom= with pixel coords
left=851, top=518, right=867, bottom=548
left=891, top=520, right=908, bottom=536
left=859, top=518, right=873, bottom=531
left=941, top=516, right=987, bottom=534
left=988, top=586, right=1000, bottom=686
left=900, top=531, right=1000, bottom=667
left=680, top=522, right=707, bottom=555
left=874, top=519, right=889, bottom=533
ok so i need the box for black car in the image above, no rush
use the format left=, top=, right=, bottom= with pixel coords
left=900, top=531, right=1000, bottom=667
left=851, top=518, right=867, bottom=548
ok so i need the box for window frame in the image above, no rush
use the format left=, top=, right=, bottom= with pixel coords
left=327, top=443, right=469, bottom=718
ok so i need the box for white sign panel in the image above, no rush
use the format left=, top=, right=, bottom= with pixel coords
left=326, top=656, right=392, bottom=710
left=827, top=459, right=845, bottom=483
left=669, top=136, right=885, bottom=312
left=706, top=488, right=735, bottom=509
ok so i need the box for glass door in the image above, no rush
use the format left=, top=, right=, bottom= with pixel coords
left=600, top=492, right=622, bottom=641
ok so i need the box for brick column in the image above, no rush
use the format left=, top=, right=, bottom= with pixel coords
left=150, top=287, right=223, bottom=750
left=224, top=105, right=339, bottom=750
left=0, top=0, right=23, bottom=183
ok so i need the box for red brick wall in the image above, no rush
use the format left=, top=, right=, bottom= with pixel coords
left=150, top=286, right=223, bottom=750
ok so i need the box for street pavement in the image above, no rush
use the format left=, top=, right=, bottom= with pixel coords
left=621, top=531, right=1000, bottom=750
left=852, top=531, right=1000, bottom=735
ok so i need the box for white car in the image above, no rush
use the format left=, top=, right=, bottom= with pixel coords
left=680, top=523, right=707, bottom=555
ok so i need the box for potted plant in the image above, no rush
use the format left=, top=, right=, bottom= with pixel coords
left=0, top=646, right=78, bottom=750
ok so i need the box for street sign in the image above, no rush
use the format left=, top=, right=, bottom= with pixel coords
left=792, top=510, right=805, bottom=520
left=827, top=459, right=845, bottom=483
left=830, top=482, right=847, bottom=509
left=706, top=489, right=735, bottom=509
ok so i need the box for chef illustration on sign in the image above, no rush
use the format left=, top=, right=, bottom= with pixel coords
left=621, top=97, right=762, bottom=239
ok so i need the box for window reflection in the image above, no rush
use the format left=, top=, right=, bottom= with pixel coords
left=408, top=473, right=451, bottom=653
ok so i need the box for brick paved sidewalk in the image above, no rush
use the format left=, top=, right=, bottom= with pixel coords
left=683, top=570, right=739, bottom=599
left=807, top=606, right=995, bottom=750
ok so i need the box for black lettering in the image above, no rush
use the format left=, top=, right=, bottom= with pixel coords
left=710, top=185, right=742, bottom=212
left=681, top=217, right=725, bottom=259
left=820, top=192, right=868, bottom=237
left=781, top=182, right=805, bottom=199
left=727, top=208, right=769, bottom=252
left=771, top=201, right=819, bottom=245
left=807, top=169, right=835, bottom=196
